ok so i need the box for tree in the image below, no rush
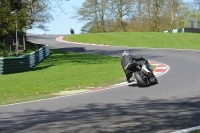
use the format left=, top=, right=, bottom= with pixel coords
left=107, top=0, right=135, bottom=31
left=0, top=0, right=70, bottom=38
left=24, top=0, right=53, bottom=31
left=97, top=0, right=108, bottom=32
left=0, top=0, right=18, bottom=38
left=73, top=0, right=99, bottom=33
left=73, top=0, right=196, bottom=33
left=73, top=0, right=109, bottom=33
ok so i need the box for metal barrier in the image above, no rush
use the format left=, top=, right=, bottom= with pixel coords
left=184, top=28, right=200, bottom=33
left=164, top=28, right=184, bottom=33
left=0, top=45, right=50, bottom=74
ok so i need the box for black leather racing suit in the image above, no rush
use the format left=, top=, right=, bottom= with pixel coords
left=70, top=29, right=74, bottom=34
left=121, top=55, right=145, bottom=83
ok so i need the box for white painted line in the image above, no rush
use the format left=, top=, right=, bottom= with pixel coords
left=151, top=63, right=162, bottom=66
left=153, top=72, right=162, bottom=75
left=0, top=81, right=130, bottom=108
left=113, top=82, right=128, bottom=86
left=155, top=67, right=167, bottom=69
left=171, top=126, right=200, bottom=133
left=56, top=36, right=109, bottom=46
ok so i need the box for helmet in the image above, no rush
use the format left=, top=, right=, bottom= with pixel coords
left=122, top=51, right=129, bottom=57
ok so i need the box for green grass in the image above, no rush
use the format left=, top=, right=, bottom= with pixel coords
left=2, top=31, right=193, bottom=105
left=0, top=49, right=3, bottom=56
left=64, top=32, right=200, bottom=50
left=0, top=50, right=125, bottom=105
left=190, top=130, right=200, bottom=133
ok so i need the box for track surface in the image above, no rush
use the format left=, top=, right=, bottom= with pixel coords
left=0, top=35, right=200, bottom=133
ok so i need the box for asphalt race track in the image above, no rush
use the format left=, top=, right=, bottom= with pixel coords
left=0, top=35, right=200, bottom=133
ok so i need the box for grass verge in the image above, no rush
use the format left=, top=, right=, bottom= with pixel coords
left=0, top=50, right=125, bottom=105
left=190, top=130, right=200, bottom=133
left=64, top=32, right=200, bottom=50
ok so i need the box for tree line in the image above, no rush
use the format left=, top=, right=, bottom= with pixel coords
left=73, top=0, right=200, bottom=33
left=0, top=0, right=69, bottom=39
left=1, top=0, right=199, bottom=38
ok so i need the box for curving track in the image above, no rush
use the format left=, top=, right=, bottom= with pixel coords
left=0, top=35, right=200, bottom=133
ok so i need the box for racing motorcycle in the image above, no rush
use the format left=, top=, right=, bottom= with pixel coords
left=134, top=60, right=158, bottom=87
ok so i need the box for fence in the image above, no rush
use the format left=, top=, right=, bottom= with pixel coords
left=184, top=28, right=200, bottom=33
left=0, top=45, right=50, bottom=74
left=163, top=28, right=200, bottom=34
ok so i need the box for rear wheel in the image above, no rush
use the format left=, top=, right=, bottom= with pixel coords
left=134, top=71, right=150, bottom=87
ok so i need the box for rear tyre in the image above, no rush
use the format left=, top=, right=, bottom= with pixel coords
left=134, top=71, right=150, bottom=87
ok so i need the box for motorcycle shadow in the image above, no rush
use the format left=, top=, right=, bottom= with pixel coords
left=128, top=82, right=142, bottom=87
left=128, top=82, right=157, bottom=88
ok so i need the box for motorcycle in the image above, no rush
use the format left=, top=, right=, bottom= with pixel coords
left=134, top=60, right=158, bottom=87
left=70, top=29, right=74, bottom=34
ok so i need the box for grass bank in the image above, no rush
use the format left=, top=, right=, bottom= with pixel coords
left=64, top=32, right=200, bottom=50
left=0, top=50, right=125, bottom=105
left=190, top=130, right=200, bottom=133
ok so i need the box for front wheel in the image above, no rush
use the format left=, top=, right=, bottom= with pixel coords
left=134, top=71, right=150, bottom=87
left=149, top=74, right=158, bottom=85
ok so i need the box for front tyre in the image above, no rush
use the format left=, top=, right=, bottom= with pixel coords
left=134, top=71, right=150, bottom=87
left=149, top=74, right=158, bottom=85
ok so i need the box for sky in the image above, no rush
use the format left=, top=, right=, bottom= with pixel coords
left=28, top=0, right=85, bottom=35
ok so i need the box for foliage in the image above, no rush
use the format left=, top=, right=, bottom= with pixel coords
left=0, top=0, right=69, bottom=38
left=0, top=35, right=41, bottom=57
left=73, top=0, right=200, bottom=33
left=0, top=5, right=15, bottom=37
left=0, top=40, right=4, bottom=49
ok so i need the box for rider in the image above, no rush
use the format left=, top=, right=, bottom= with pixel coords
left=121, top=51, right=146, bottom=83
left=70, top=28, right=74, bottom=34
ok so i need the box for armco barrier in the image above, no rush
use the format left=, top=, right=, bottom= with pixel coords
left=164, top=28, right=200, bottom=33
left=0, top=45, right=50, bottom=74
left=184, top=28, right=200, bottom=33
left=164, top=28, right=184, bottom=33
